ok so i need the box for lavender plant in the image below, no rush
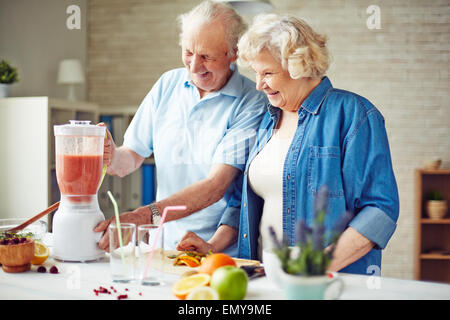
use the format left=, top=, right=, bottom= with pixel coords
left=269, top=185, right=353, bottom=276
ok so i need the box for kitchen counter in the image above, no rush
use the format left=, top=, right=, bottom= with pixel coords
left=1, top=257, right=450, bottom=300
left=0, top=235, right=449, bottom=300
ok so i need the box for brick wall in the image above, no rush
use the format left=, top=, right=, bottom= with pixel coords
left=87, top=0, right=450, bottom=279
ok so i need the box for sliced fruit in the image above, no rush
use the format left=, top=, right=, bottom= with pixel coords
left=30, top=240, right=49, bottom=265
left=172, top=273, right=211, bottom=300
left=176, top=255, right=201, bottom=267
left=198, top=253, right=236, bottom=275
left=181, top=270, right=198, bottom=278
left=186, top=286, right=219, bottom=300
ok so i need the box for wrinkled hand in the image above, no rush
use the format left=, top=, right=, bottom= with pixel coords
left=176, top=231, right=215, bottom=254
left=97, top=122, right=115, bottom=171
left=94, top=206, right=152, bottom=252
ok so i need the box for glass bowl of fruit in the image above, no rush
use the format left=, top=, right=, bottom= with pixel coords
left=0, top=218, right=47, bottom=241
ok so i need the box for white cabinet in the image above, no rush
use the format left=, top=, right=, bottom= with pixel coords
left=0, top=97, right=98, bottom=227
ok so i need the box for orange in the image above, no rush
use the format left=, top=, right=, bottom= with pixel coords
left=198, top=253, right=236, bottom=275
left=172, top=273, right=211, bottom=300
left=30, top=241, right=49, bottom=265
left=177, top=255, right=201, bottom=267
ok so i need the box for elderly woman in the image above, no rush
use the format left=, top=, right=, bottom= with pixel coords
left=178, top=13, right=399, bottom=275
left=235, top=13, right=399, bottom=274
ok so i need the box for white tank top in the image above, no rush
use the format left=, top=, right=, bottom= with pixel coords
left=248, top=126, right=295, bottom=259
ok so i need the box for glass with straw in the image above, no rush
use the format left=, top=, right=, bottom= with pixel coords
left=108, top=191, right=136, bottom=283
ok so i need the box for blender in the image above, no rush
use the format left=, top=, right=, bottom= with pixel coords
left=52, top=120, right=106, bottom=262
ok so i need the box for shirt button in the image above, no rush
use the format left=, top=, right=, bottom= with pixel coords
left=243, top=234, right=247, bottom=238
left=287, top=208, right=290, bottom=214
left=287, top=174, right=290, bottom=180
left=243, top=202, right=247, bottom=208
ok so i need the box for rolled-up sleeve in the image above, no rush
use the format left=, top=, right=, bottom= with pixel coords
left=212, top=96, right=267, bottom=172
left=218, top=206, right=240, bottom=230
left=342, top=107, right=399, bottom=250
left=349, top=206, right=397, bottom=249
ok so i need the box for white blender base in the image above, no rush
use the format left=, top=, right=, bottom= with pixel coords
left=52, top=206, right=105, bottom=262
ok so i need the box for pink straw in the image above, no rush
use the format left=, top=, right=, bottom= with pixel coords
left=142, top=205, right=187, bottom=281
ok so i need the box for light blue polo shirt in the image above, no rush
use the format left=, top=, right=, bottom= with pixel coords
left=123, top=65, right=267, bottom=256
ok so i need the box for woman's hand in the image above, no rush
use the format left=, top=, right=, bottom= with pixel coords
left=94, top=206, right=152, bottom=252
left=176, top=231, right=215, bottom=254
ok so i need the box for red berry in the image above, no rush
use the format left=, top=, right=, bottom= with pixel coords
left=37, top=266, right=47, bottom=273
left=117, top=294, right=128, bottom=300
left=49, top=266, right=59, bottom=274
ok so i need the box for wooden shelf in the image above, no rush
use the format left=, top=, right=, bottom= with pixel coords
left=421, top=218, right=450, bottom=224
left=415, top=169, right=450, bottom=283
left=417, top=169, right=450, bottom=175
left=420, top=254, right=450, bottom=260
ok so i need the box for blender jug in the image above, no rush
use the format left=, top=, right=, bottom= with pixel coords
left=52, top=120, right=106, bottom=262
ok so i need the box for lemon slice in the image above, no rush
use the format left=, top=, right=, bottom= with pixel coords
left=186, top=286, right=219, bottom=300
left=172, top=273, right=211, bottom=300
left=30, top=240, right=49, bottom=265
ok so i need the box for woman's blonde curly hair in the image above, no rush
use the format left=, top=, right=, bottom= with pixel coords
left=238, top=14, right=329, bottom=79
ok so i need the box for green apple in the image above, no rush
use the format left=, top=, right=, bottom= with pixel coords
left=210, top=266, right=248, bottom=300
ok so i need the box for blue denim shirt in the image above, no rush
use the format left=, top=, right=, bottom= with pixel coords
left=237, top=76, right=399, bottom=275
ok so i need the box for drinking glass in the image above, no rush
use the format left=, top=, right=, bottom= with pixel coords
left=109, top=223, right=136, bottom=283
left=137, top=224, right=166, bottom=286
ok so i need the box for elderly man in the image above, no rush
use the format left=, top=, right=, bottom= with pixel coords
left=94, top=0, right=267, bottom=256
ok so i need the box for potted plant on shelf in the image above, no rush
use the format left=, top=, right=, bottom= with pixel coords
left=269, top=186, right=352, bottom=300
left=0, top=59, right=19, bottom=98
left=425, top=190, right=447, bottom=220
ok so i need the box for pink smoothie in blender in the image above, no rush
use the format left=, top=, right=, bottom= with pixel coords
left=56, top=154, right=103, bottom=196
left=52, top=121, right=106, bottom=261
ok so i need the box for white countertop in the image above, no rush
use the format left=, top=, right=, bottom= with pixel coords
left=1, top=256, right=449, bottom=300
left=0, top=235, right=449, bottom=300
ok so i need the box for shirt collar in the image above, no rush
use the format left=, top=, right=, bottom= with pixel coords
left=182, top=63, right=242, bottom=98
left=300, top=76, right=333, bottom=115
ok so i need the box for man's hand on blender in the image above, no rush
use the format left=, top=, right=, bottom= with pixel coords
left=93, top=123, right=151, bottom=252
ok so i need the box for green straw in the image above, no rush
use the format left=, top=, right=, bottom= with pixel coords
left=107, top=191, right=126, bottom=271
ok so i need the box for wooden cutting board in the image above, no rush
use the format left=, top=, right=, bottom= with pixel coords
left=144, top=250, right=260, bottom=276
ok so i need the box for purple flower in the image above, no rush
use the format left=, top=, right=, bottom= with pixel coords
left=333, top=210, right=353, bottom=234
left=268, top=226, right=282, bottom=249
left=295, top=219, right=308, bottom=246
left=314, top=185, right=329, bottom=220
left=312, top=224, right=325, bottom=250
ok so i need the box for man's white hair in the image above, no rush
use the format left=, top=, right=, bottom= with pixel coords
left=178, top=0, right=247, bottom=56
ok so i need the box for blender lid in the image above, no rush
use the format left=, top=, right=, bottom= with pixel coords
left=54, top=120, right=106, bottom=136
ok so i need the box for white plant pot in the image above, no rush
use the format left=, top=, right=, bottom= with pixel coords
left=426, top=200, right=448, bottom=219
left=0, top=84, right=10, bottom=98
